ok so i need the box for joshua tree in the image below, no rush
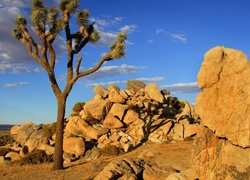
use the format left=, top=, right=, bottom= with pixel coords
left=12, top=0, right=126, bottom=170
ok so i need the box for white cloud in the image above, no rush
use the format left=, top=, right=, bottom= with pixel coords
left=90, top=16, right=136, bottom=46
left=85, top=76, right=165, bottom=87
left=156, top=29, right=165, bottom=34
left=86, top=80, right=126, bottom=87
left=3, top=81, right=29, bottom=88
left=0, top=3, right=67, bottom=74
left=155, top=29, right=187, bottom=43
left=0, top=0, right=30, bottom=7
left=59, top=64, right=146, bottom=83
left=95, top=31, right=117, bottom=46
left=12, top=66, right=44, bottom=74
left=85, top=64, right=142, bottom=80
left=160, top=82, right=200, bottom=94
left=85, top=76, right=164, bottom=87
left=91, top=16, right=123, bottom=30
left=135, top=77, right=164, bottom=83
left=120, top=25, right=137, bottom=34
left=148, top=39, right=154, bottom=43
left=170, top=33, right=187, bottom=43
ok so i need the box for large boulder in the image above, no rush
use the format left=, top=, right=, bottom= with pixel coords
left=93, top=85, right=109, bottom=99
left=192, top=126, right=250, bottom=180
left=82, top=99, right=112, bottom=122
left=103, top=103, right=128, bottom=129
left=126, top=80, right=146, bottom=94
left=145, top=83, right=164, bottom=103
left=191, top=46, right=250, bottom=179
left=63, top=136, right=85, bottom=158
left=10, top=122, right=37, bottom=146
left=196, top=46, right=250, bottom=147
left=65, top=116, right=108, bottom=140
left=108, top=83, right=126, bottom=103
left=94, top=158, right=144, bottom=180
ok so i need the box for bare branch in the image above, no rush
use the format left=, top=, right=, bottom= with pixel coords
left=63, top=10, right=74, bottom=83
left=48, top=44, right=56, bottom=70
left=20, top=27, right=39, bottom=56
left=78, top=52, right=113, bottom=78
left=20, top=38, right=45, bottom=68
left=76, top=54, right=82, bottom=75
left=73, top=37, right=89, bottom=54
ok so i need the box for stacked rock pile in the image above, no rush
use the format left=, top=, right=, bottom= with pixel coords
left=1, top=80, right=200, bottom=163
left=63, top=80, right=200, bottom=159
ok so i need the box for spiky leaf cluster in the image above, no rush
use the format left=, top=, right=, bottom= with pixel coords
left=77, top=9, right=89, bottom=27
left=48, top=8, right=65, bottom=34
left=12, top=15, right=27, bottom=40
left=48, top=8, right=58, bottom=25
left=89, top=30, right=100, bottom=43
left=30, top=0, right=47, bottom=30
left=11, top=27, right=23, bottom=40
left=15, top=15, right=27, bottom=26
left=110, top=32, right=127, bottom=59
left=117, top=32, right=127, bottom=42
left=32, top=0, right=44, bottom=9
left=60, top=0, right=79, bottom=14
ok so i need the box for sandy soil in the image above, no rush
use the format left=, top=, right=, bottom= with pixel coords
left=0, top=140, right=194, bottom=180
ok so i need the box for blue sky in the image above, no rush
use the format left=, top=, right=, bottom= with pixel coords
left=1, top=0, right=250, bottom=125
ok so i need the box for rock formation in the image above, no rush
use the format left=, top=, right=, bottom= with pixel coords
left=3, top=80, right=199, bottom=164
left=64, top=81, right=199, bottom=159
left=193, top=46, right=250, bottom=179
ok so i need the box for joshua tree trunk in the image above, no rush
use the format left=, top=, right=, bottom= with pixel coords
left=52, top=94, right=66, bottom=170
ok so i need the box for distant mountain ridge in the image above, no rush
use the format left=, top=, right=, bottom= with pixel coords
left=0, top=124, right=15, bottom=131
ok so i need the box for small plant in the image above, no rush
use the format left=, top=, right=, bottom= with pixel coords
left=0, top=148, right=13, bottom=156
left=38, top=123, right=56, bottom=138
left=72, top=102, right=85, bottom=113
left=101, top=144, right=123, bottom=157
left=20, top=149, right=53, bottom=165
left=0, top=134, right=15, bottom=146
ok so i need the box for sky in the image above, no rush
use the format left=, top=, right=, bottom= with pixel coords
left=0, top=0, right=250, bottom=125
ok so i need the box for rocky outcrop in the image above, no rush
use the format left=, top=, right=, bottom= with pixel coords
left=6, top=81, right=199, bottom=163
left=93, top=158, right=181, bottom=180
left=192, top=46, right=250, bottom=179
left=196, top=46, right=250, bottom=147
left=65, top=82, right=199, bottom=156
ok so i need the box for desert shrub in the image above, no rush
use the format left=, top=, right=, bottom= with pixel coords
left=72, top=102, right=85, bottom=113
left=161, top=88, right=170, bottom=95
left=38, top=123, right=56, bottom=138
left=0, top=134, right=15, bottom=146
left=101, top=144, right=123, bottom=157
left=20, top=149, right=53, bottom=165
left=0, top=148, right=13, bottom=156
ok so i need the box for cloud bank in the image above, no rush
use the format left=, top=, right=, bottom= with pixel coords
left=156, top=29, right=187, bottom=43
left=160, top=82, right=200, bottom=93
left=3, top=81, right=29, bottom=88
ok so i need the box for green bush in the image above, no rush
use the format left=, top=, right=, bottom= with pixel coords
left=0, top=148, right=13, bottom=156
left=20, top=149, right=53, bottom=165
left=101, top=144, right=123, bottom=157
left=38, top=122, right=56, bottom=139
left=0, top=134, right=15, bottom=146
left=72, top=102, right=85, bottom=113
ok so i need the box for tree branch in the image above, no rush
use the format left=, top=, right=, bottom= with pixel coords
left=78, top=52, right=113, bottom=78
left=75, top=54, right=82, bottom=75
left=48, top=44, right=56, bottom=70
left=73, top=37, right=89, bottom=54
left=63, top=10, right=74, bottom=83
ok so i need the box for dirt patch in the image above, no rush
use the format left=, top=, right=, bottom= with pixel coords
left=0, top=140, right=194, bottom=180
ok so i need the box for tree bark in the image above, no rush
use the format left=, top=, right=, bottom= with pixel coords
left=52, top=94, right=66, bottom=170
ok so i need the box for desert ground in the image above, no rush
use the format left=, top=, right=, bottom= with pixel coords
left=0, top=130, right=194, bottom=180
